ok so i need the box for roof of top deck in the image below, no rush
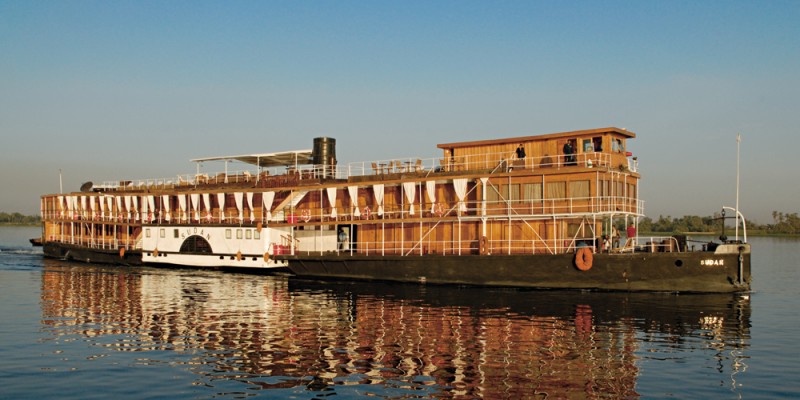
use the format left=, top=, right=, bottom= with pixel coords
left=437, top=127, right=636, bottom=149
left=191, top=149, right=314, bottom=167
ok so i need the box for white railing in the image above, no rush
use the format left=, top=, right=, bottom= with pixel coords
left=39, top=194, right=645, bottom=226
left=100, top=149, right=637, bottom=192
left=614, top=237, right=681, bottom=253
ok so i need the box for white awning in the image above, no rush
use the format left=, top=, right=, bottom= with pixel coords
left=191, top=150, right=314, bottom=168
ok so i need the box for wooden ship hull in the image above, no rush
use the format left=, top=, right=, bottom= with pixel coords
left=37, top=128, right=751, bottom=292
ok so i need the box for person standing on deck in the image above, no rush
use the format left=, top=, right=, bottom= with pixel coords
left=626, top=223, right=636, bottom=246
left=516, top=144, right=526, bottom=159
left=338, top=229, right=348, bottom=251
left=563, top=141, right=575, bottom=165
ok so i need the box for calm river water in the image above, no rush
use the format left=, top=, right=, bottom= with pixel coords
left=1, top=226, right=798, bottom=399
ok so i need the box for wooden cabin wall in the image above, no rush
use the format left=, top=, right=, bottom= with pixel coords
left=444, top=133, right=633, bottom=171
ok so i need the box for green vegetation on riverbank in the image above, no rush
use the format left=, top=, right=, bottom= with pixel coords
left=0, top=212, right=40, bottom=226
left=634, top=212, right=800, bottom=235
left=4, top=210, right=799, bottom=235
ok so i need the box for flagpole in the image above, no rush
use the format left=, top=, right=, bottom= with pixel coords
left=735, top=133, right=741, bottom=241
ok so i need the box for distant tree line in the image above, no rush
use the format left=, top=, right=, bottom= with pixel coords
left=767, top=212, right=800, bottom=234
left=2, top=210, right=798, bottom=234
left=633, top=211, right=800, bottom=235
left=0, top=212, right=41, bottom=225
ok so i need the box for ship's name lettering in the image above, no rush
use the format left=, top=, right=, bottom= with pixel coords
left=181, top=227, right=210, bottom=240
left=700, top=259, right=724, bottom=266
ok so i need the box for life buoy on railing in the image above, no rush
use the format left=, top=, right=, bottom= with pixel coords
left=153, top=248, right=159, bottom=257
left=119, top=247, right=126, bottom=258
left=479, top=236, right=489, bottom=255
left=264, top=251, right=269, bottom=262
left=575, top=247, right=593, bottom=271
left=300, top=209, right=311, bottom=222
left=236, top=251, right=242, bottom=261
left=362, top=206, right=372, bottom=220
left=434, top=203, right=445, bottom=217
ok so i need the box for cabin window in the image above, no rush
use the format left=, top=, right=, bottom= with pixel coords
left=254, top=230, right=260, bottom=240
left=612, top=138, right=625, bottom=153
left=569, top=181, right=590, bottom=198
left=146, top=228, right=151, bottom=238
left=225, top=229, right=231, bottom=239
left=246, top=230, right=252, bottom=240
left=236, top=229, right=243, bottom=239
left=599, top=180, right=610, bottom=197
left=508, top=184, right=521, bottom=202
left=593, top=137, right=602, bottom=152
left=159, top=228, right=165, bottom=238
left=173, top=229, right=179, bottom=238
left=582, top=139, right=594, bottom=152
left=522, top=183, right=542, bottom=202
left=546, top=182, right=566, bottom=199
left=628, top=184, right=636, bottom=198
left=486, top=184, right=501, bottom=204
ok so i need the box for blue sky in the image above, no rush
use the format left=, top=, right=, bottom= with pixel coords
left=1, top=0, right=798, bottom=223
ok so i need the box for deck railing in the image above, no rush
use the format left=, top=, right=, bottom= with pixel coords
left=39, top=194, right=645, bottom=225
left=96, top=149, right=637, bottom=192
left=298, top=234, right=685, bottom=257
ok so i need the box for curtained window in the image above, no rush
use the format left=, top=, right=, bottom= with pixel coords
left=569, top=180, right=590, bottom=199
left=546, top=182, right=566, bottom=199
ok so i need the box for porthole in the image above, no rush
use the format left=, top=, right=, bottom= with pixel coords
left=675, top=260, right=684, bottom=267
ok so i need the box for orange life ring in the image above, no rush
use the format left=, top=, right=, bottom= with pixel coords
left=264, top=251, right=269, bottom=262
left=362, top=206, right=371, bottom=220
left=153, top=248, right=159, bottom=257
left=119, top=247, right=126, bottom=258
left=257, top=222, right=263, bottom=233
left=479, top=236, right=488, bottom=255
left=575, top=247, right=593, bottom=271
left=300, top=209, right=311, bottom=222
left=434, top=203, right=444, bottom=217
left=236, top=251, right=242, bottom=261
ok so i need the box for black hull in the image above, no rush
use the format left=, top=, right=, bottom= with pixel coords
left=281, top=251, right=751, bottom=293
left=43, top=242, right=143, bottom=266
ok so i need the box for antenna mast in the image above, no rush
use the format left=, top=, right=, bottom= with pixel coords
left=735, top=134, right=741, bottom=241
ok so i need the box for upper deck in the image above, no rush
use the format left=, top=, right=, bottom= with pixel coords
left=89, top=127, right=639, bottom=194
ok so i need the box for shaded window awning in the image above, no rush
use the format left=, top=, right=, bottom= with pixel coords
left=191, top=150, right=313, bottom=168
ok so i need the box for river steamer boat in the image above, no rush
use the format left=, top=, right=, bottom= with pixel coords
left=38, top=128, right=751, bottom=292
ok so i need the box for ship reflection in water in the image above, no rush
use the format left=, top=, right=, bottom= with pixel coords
left=40, top=260, right=750, bottom=398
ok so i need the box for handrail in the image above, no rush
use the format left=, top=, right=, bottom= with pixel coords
left=722, top=206, right=747, bottom=243
left=96, top=148, right=637, bottom=192
left=614, top=236, right=681, bottom=253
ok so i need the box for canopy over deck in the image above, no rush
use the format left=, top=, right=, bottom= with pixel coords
left=191, top=150, right=314, bottom=168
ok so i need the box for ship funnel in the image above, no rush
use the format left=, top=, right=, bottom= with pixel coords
left=312, top=137, right=336, bottom=178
